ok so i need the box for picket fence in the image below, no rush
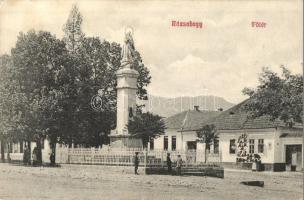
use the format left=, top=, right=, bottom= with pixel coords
left=55, top=147, right=221, bottom=167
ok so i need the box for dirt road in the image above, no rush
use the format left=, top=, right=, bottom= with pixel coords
left=0, top=163, right=302, bottom=200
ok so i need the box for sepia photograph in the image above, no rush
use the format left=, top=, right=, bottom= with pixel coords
left=0, top=0, right=303, bottom=199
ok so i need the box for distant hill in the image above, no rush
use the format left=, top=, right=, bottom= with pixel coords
left=138, top=95, right=235, bottom=118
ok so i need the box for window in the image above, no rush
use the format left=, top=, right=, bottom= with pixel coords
left=229, top=139, right=236, bottom=154
left=214, top=139, right=219, bottom=154
left=249, top=139, right=255, bottom=154
left=150, top=138, right=154, bottom=150
left=258, top=139, right=264, bottom=153
left=171, top=136, right=176, bottom=151
left=187, top=141, right=197, bottom=150
left=164, top=136, right=168, bottom=150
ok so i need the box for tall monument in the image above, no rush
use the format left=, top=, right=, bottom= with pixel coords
left=110, top=28, right=143, bottom=149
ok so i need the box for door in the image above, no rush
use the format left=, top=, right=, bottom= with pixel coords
left=286, top=145, right=302, bottom=171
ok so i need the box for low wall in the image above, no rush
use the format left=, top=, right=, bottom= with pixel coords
left=145, top=165, right=224, bottom=178
left=263, top=163, right=286, bottom=171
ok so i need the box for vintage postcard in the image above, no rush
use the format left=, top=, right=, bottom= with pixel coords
left=0, top=0, right=303, bottom=199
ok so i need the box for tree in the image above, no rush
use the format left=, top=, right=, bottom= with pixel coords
left=63, top=4, right=84, bottom=53
left=128, top=112, right=166, bottom=148
left=73, top=37, right=151, bottom=146
left=68, top=37, right=119, bottom=147
left=132, top=51, right=151, bottom=100
left=61, top=5, right=151, bottom=146
left=196, top=124, right=218, bottom=163
left=236, top=133, right=248, bottom=162
left=1, top=5, right=152, bottom=162
left=0, top=54, right=39, bottom=160
left=0, top=55, right=15, bottom=160
left=10, top=30, right=69, bottom=164
left=242, top=66, right=303, bottom=125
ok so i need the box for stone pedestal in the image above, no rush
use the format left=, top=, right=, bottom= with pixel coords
left=109, top=30, right=143, bottom=150
left=109, top=66, right=140, bottom=149
left=115, top=67, right=139, bottom=135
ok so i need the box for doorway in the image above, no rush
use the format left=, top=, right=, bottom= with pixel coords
left=285, top=145, right=302, bottom=171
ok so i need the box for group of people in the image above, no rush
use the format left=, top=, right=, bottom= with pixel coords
left=134, top=152, right=183, bottom=175
left=23, top=145, right=56, bottom=166
left=166, top=153, right=183, bottom=175
left=22, top=146, right=39, bottom=166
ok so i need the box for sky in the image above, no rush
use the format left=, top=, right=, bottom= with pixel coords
left=0, top=0, right=302, bottom=104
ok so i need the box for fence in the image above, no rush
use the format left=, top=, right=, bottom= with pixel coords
left=56, top=147, right=222, bottom=167
left=56, top=147, right=143, bottom=166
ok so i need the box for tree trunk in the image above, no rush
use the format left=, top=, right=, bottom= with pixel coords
left=7, top=143, right=11, bottom=162
left=1, top=140, right=5, bottom=161
left=50, top=142, right=56, bottom=166
left=28, top=141, right=31, bottom=156
left=204, top=144, right=207, bottom=163
left=36, top=140, right=42, bottom=165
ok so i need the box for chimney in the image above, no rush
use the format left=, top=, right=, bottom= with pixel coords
left=194, top=105, right=199, bottom=111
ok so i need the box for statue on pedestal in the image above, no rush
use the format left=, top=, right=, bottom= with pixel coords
left=121, top=28, right=135, bottom=67
left=109, top=27, right=142, bottom=149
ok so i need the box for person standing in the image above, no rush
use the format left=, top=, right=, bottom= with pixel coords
left=50, top=151, right=55, bottom=166
left=32, top=147, right=38, bottom=166
left=134, top=152, right=140, bottom=175
left=291, top=148, right=297, bottom=171
left=23, top=145, right=29, bottom=165
left=167, top=153, right=172, bottom=174
left=176, top=154, right=182, bottom=176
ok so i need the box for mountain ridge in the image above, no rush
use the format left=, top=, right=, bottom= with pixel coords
left=138, top=95, right=235, bottom=118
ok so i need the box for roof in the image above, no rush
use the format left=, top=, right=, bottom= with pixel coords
left=165, top=110, right=220, bottom=131
left=202, top=100, right=303, bottom=130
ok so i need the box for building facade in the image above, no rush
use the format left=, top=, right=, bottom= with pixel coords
left=151, top=101, right=303, bottom=171
left=151, top=107, right=220, bottom=152
left=206, top=100, right=303, bottom=171
left=218, top=127, right=303, bottom=171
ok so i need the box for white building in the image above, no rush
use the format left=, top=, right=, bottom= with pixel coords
left=151, top=101, right=303, bottom=171
left=208, top=101, right=303, bottom=171
left=151, top=106, right=220, bottom=152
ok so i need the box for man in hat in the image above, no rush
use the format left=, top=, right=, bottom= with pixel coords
left=134, top=152, right=140, bottom=175
left=167, top=153, right=172, bottom=174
